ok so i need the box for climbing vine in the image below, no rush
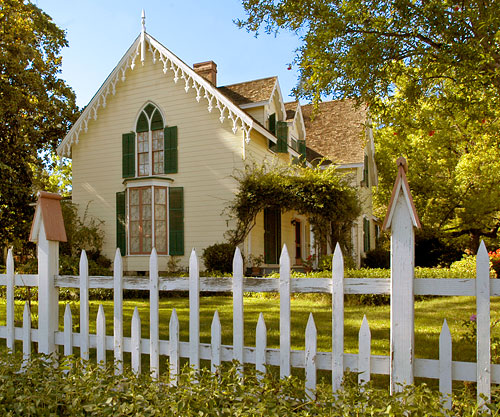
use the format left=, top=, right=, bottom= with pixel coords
left=225, top=162, right=361, bottom=253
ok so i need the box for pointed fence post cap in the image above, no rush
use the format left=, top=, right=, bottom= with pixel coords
left=382, top=157, right=421, bottom=231
left=29, top=191, right=67, bottom=243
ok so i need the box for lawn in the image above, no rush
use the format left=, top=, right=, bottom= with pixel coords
left=1, top=293, right=497, bottom=364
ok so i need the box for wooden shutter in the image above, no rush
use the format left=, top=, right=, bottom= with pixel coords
left=151, top=109, right=164, bottom=131
left=169, top=187, right=184, bottom=255
left=164, top=126, right=178, bottom=174
left=264, top=207, right=281, bottom=264
left=122, top=132, right=135, bottom=178
left=276, top=121, right=288, bottom=153
left=268, top=113, right=277, bottom=151
left=116, top=191, right=126, bottom=256
left=363, top=218, right=371, bottom=252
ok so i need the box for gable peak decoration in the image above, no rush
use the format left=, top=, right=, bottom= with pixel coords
left=57, top=18, right=283, bottom=157
left=29, top=192, right=67, bottom=243
left=382, top=156, right=421, bottom=231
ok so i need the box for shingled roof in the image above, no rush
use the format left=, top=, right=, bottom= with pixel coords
left=300, top=100, right=368, bottom=165
left=218, top=76, right=277, bottom=106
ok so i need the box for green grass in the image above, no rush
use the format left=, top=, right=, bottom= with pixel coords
left=0, top=294, right=497, bottom=364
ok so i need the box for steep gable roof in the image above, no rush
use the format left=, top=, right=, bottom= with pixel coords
left=57, top=32, right=278, bottom=157
left=218, top=77, right=277, bottom=106
left=301, top=100, right=368, bottom=165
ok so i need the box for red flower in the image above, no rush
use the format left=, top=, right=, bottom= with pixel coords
left=429, top=130, right=435, bottom=136
left=454, top=5, right=459, bottom=11
left=287, top=64, right=292, bottom=70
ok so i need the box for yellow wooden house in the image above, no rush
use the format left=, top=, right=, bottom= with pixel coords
left=57, top=20, right=377, bottom=272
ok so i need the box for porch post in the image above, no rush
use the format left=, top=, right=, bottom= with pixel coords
left=29, top=192, right=67, bottom=356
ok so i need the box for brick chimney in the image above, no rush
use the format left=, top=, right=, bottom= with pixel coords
left=193, top=61, right=217, bottom=85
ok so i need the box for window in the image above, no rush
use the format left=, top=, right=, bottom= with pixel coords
left=116, top=185, right=183, bottom=256
left=122, top=103, right=178, bottom=179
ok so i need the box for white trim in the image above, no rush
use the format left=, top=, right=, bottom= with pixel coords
left=239, top=100, right=269, bottom=109
left=337, top=163, right=364, bottom=169
left=57, top=32, right=279, bottom=157
left=124, top=177, right=173, bottom=188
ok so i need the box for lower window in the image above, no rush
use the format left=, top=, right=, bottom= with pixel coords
left=129, top=186, right=168, bottom=254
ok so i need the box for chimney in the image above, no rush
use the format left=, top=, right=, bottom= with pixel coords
left=193, top=61, right=217, bottom=86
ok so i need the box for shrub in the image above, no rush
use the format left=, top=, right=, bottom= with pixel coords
left=202, top=242, right=235, bottom=273
left=362, top=247, right=390, bottom=268
left=0, top=354, right=492, bottom=416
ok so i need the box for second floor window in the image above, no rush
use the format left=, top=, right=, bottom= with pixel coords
left=136, top=103, right=165, bottom=176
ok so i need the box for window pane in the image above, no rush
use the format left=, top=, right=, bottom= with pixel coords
left=130, top=205, right=139, bottom=221
left=130, top=189, right=139, bottom=205
left=130, top=236, right=140, bottom=253
left=142, top=204, right=152, bottom=220
left=152, top=130, right=164, bottom=151
left=138, top=132, right=149, bottom=152
left=155, top=187, right=166, bottom=204
left=155, top=221, right=167, bottom=253
left=153, top=151, right=163, bottom=175
left=143, top=237, right=152, bottom=253
left=142, top=188, right=152, bottom=204
left=155, top=204, right=166, bottom=219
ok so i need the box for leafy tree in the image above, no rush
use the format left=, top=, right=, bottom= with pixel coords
left=237, top=0, right=500, bottom=251
left=0, top=0, right=78, bottom=251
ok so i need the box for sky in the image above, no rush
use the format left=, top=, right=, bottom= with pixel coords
left=35, top=0, right=305, bottom=109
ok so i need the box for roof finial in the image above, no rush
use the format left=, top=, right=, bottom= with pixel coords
left=140, top=9, right=146, bottom=65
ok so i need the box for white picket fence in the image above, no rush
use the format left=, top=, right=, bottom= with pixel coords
left=0, top=241, right=499, bottom=404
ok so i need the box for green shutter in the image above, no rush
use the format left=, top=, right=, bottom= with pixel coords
left=298, top=139, right=307, bottom=162
left=363, top=218, right=371, bottom=252
left=116, top=191, right=126, bottom=256
left=264, top=207, right=281, bottom=264
left=276, top=121, right=288, bottom=153
left=169, top=187, right=184, bottom=255
left=151, top=109, right=164, bottom=131
left=136, top=112, right=149, bottom=132
left=268, top=113, right=277, bottom=151
left=164, top=126, right=178, bottom=174
left=122, top=132, right=135, bottom=178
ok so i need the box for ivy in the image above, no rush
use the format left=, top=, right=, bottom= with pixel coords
left=226, top=162, right=360, bottom=252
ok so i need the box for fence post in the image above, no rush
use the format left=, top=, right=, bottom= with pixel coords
left=29, top=191, right=67, bottom=356
left=382, top=157, right=421, bottom=393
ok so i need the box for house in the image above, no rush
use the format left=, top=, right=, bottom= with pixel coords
left=57, top=17, right=377, bottom=272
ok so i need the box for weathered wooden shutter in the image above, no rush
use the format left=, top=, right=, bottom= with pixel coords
left=276, top=121, right=288, bottom=153
left=151, top=109, right=164, bottom=131
left=122, top=133, right=135, bottom=178
left=298, top=139, right=307, bottom=162
left=164, top=126, right=178, bottom=174
left=169, top=187, right=184, bottom=255
left=363, top=217, right=371, bottom=252
left=264, top=207, right=281, bottom=264
left=116, top=191, right=126, bottom=256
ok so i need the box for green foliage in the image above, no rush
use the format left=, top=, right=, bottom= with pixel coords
left=0, top=354, right=492, bottom=416
left=0, top=0, right=79, bottom=248
left=362, top=247, right=390, bottom=268
left=237, top=0, right=500, bottom=251
left=226, top=162, right=360, bottom=253
left=202, top=243, right=236, bottom=273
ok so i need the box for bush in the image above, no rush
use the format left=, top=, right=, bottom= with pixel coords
left=202, top=243, right=235, bottom=273
left=362, top=247, right=390, bottom=268
left=0, top=354, right=492, bottom=416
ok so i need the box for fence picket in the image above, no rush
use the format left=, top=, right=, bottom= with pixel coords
left=64, top=304, right=73, bottom=356
left=439, top=319, right=452, bottom=409
left=113, top=248, right=124, bottom=375
left=150, top=248, right=160, bottom=379
left=22, top=302, right=31, bottom=369
left=169, top=308, right=180, bottom=385
left=305, top=313, right=317, bottom=399
left=233, top=247, right=244, bottom=373
left=280, top=244, right=291, bottom=378
left=256, top=313, right=267, bottom=379
left=476, top=241, right=490, bottom=403
left=189, top=249, right=200, bottom=370
left=211, top=310, right=221, bottom=373
left=131, top=306, right=141, bottom=375
left=358, top=315, right=371, bottom=386
left=96, top=304, right=106, bottom=367
left=80, top=250, right=90, bottom=361
left=332, top=243, right=344, bottom=391
left=6, top=249, right=14, bottom=353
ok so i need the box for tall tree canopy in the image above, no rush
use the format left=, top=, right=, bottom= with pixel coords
left=238, top=0, right=500, bottom=251
left=0, top=0, right=78, bottom=249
